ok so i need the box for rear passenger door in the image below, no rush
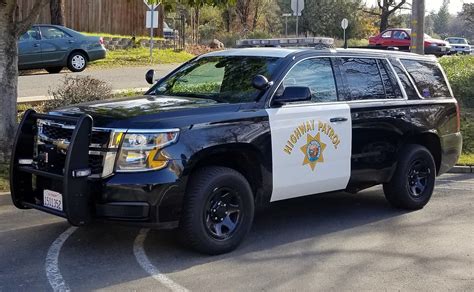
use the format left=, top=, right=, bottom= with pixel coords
left=267, top=57, right=352, bottom=202
left=336, top=57, right=407, bottom=186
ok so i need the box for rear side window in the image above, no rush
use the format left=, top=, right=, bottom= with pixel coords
left=400, top=60, right=451, bottom=98
left=377, top=59, right=403, bottom=99
left=391, top=61, right=418, bottom=99
left=339, top=58, right=387, bottom=100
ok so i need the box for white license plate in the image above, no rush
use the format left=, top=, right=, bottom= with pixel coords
left=43, top=189, right=63, bottom=211
left=441, top=47, right=446, bottom=52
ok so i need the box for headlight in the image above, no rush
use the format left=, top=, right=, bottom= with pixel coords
left=115, top=130, right=179, bottom=172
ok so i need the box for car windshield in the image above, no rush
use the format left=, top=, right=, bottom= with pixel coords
left=150, top=56, right=283, bottom=103
left=447, top=38, right=467, bottom=44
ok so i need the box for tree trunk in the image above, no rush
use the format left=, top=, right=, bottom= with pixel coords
left=0, top=11, right=19, bottom=164
left=379, top=11, right=390, bottom=32
left=157, top=4, right=164, bottom=38
left=50, top=0, right=65, bottom=25
left=194, top=7, right=200, bottom=44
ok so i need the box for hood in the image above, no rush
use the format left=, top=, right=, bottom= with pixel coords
left=50, top=95, right=242, bottom=129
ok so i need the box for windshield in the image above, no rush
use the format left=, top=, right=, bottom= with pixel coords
left=446, top=38, right=467, bottom=44
left=150, top=56, right=283, bottom=103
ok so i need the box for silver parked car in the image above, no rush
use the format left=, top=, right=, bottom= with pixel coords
left=18, top=24, right=106, bottom=73
left=445, top=37, right=472, bottom=55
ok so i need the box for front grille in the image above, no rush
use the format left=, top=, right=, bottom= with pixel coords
left=36, top=119, right=115, bottom=177
left=42, top=124, right=110, bottom=145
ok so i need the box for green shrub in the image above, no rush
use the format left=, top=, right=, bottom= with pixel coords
left=246, top=30, right=272, bottom=39
left=439, top=55, right=474, bottom=108
left=44, top=76, right=112, bottom=112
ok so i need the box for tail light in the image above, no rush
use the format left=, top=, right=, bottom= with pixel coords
left=99, top=37, right=104, bottom=45
left=456, top=102, right=461, bottom=132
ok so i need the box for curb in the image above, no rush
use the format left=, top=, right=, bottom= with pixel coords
left=448, top=165, right=473, bottom=174
left=18, top=87, right=149, bottom=104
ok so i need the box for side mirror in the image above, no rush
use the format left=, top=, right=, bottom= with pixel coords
left=252, top=75, right=272, bottom=90
left=145, top=69, right=155, bottom=84
left=273, top=86, right=312, bottom=105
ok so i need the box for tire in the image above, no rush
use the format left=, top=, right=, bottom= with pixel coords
left=383, top=144, right=436, bottom=210
left=45, top=67, right=63, bottom=74
left=67, top=51, right=88, bottom=72
left=180, top=166, right=254, bottom=255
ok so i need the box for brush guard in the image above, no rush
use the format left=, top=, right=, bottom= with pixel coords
left=10, top=109, right=93, bottom=226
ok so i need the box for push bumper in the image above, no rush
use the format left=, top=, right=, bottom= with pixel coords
left=10, top=110, right=186, bottom=228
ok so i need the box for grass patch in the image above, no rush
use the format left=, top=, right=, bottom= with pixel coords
left=458, top=153, right=474, bottom=166
left=0, top=164, right=9, bottom=192
left=91, top=48, right=194, bottom=68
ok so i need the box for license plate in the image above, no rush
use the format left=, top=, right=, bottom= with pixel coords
left=441, top=47, right=446, bottom=52
left=43, top=189, right=63, bottom=211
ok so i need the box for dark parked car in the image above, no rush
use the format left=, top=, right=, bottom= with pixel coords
left=18, top=24, right=106, bottom=73
left=369, top=28, right=451, bottom=56
left=11, top=44, right=462, bottom=255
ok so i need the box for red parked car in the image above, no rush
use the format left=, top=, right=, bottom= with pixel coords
left=369, top=28, right=451, bottom=56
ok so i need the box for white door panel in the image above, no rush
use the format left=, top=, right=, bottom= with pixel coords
left=267, top=103, right=352, bottom=202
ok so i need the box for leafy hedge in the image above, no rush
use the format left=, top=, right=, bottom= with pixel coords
left=439, top=55, right=474, bottom=108
left=440, top=55, right=474, bottom=154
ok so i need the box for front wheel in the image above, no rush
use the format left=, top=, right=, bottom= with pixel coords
left=180, top=166, right=254, bottom=255
left=67, top=52, right=88, bottom=72
left=383, top=144, right=436, bottom=210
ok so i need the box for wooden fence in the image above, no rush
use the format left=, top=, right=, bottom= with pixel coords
left=18, top=0, right=153, bottom=36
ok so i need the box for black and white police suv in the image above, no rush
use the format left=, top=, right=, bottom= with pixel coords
left=11, top=38, right=462, bottom=254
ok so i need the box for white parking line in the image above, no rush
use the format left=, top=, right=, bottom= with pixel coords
left=45, top=226, right=77, bottom=292
left=133, top=228, right=189, bottom=292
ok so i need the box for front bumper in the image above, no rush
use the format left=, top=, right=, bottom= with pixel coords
left=425, top=46, right=450, bottom=56
left=10, top=110, right=186, bottom=228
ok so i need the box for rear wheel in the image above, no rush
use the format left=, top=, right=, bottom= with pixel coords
left=67, top=52, right=87, bottom=72
left=181, top=166, right=254, bottom=255
left=45, top=67, right=63, bottom=74
left=383, top=144, right=436, bottom=210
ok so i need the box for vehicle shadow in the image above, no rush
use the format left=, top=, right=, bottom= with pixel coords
left=144, top=186, right=410, bottom=272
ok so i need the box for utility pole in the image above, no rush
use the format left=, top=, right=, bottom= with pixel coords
left=411, top=0, right=425, bottom=55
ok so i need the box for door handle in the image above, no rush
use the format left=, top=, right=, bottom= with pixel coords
left=68, top=40, right=75, bottom=44
left=33, top=43, right=40, bottom=47
left=392, top=112, right=406, bottom=119
left=330, top=117, right=348, bottom=123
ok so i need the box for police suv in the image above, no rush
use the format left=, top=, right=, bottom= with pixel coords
left=11, top=38, right=462, bottom=254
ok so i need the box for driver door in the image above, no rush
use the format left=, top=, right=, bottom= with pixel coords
left=266, top=57, right=352, bottom=202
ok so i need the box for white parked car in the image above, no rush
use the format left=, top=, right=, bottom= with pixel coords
left=445, top=37, right=472, bottom=55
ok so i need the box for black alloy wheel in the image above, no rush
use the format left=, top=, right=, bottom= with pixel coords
left=383, top=144, right=436, bottom=210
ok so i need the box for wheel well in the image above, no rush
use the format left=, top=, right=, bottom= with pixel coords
left=69, top=49, right=89, bottom=61
left=189, top=146, right=265, bottom=199
left=404, top=133, right=442, bottom=174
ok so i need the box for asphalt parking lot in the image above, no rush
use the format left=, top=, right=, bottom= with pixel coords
left=1, top=173, right=473, bottom=291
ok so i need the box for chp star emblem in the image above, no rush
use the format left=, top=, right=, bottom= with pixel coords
left=300, top=132, right=326, bottom=171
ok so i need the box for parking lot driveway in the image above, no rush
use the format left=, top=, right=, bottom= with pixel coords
left=1, top=173, right=473, bottom=291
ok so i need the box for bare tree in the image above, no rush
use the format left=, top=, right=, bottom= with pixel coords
left=236, top=0, right=251, bottom=30
left=363, top=0, right=409, bottom=32
left=50, top=0, right=65, bottom=25
left=0, top=0, right=49, bottom=164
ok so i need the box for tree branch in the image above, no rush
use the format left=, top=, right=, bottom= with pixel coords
left=361, top=8, right=381, bottom=16
left=388, top=0, right=407, bottom=14
left=15, top=0, right=49, bottom=36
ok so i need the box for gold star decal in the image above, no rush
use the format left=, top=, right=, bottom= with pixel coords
left=300, top=132, right=326, bottom=171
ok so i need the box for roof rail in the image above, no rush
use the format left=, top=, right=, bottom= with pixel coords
left=236, top=37, right=335, bottom=48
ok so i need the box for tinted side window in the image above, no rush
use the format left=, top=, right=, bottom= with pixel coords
left=400, top=59, right=451, bottom=98
left=377, top=59, right=403, bottom=99
left=339, top=58, right=385, bottom=100
left=277, top=58, right=337, bottom=102
left=391, top=61, right=418, bottom=99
